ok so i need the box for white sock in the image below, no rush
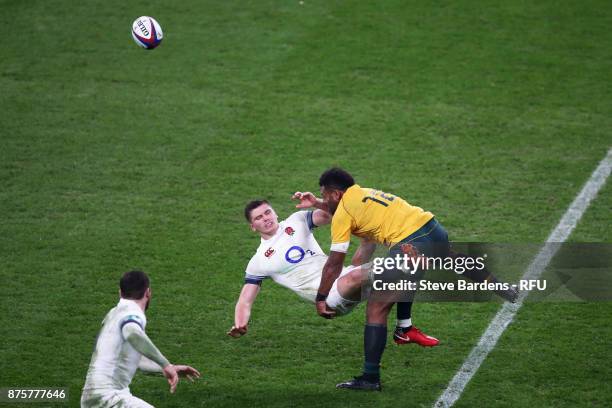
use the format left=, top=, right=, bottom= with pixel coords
left=397, top=318, right=412, bottom=328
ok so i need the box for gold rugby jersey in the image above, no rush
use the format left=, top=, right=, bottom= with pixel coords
left=330, top=184, right=434, bottom=252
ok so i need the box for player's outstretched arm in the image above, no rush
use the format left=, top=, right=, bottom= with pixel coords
left=312, top=209, right=332, bottom=226
left=123, top=324, right=200, bottom=393
left=162, top=365, right=201, bottom=393
left=228, top=283, right=260, bottom=338
left=138, top=356, right=163, bottom=373
left=292, top=191, right=332, bottom=226
left=292, top=192, right=329, bottom=211
left=123, top=323, right=170, bottom=369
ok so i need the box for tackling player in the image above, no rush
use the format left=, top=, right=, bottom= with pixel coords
left=81, top=270, right=200, bottom=408
left=313, top=167, right=518, bottom=391
left=226, top=199, right=437, bottom=346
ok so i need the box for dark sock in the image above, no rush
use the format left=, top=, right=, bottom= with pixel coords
left=363, top=324, right=387, bottom=381
left=396, top=302, right=413, bottom=321
left=362, top=372, right=380, bottom=382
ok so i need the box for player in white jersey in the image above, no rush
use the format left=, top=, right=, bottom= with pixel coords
left=81, top=270, right=200, bottom=408
left=227, top=198, right=370, bottom=337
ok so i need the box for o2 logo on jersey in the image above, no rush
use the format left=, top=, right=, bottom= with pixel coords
left=284, top=246, right=316, bottom=264
left=285, top=246, right=305, bottom=264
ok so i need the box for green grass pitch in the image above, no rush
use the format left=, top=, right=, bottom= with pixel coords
left=1, top=1, right=611, bottom=407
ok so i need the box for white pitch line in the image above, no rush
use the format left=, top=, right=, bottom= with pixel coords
left=434, top=148, right=612, bottom=408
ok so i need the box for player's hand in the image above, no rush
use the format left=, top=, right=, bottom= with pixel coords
left=174, top=365, right=201, bottom=383
left=292, top=191, right=318, bottom=209
left=162, top=364, right=179, bottom=393
left=227, top=325, right=248, bottom=338
left=316, top=300, right=336, bottom=319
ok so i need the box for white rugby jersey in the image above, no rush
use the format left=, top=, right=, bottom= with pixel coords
left=245, top=211, right=328, bottom=301
left=83, top=298, right=147, bottom=391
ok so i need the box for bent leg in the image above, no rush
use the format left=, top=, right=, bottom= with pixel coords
left=336, top=267, right=365, bottom=301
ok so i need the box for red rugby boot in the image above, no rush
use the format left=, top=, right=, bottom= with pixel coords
left=393, top=326, right=439, bottom=347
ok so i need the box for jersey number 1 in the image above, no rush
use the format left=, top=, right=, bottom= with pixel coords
left=362, top=190, right=395, bottom=207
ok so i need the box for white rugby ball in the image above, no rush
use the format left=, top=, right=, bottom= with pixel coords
left=131, top=16, right=163, bottom=50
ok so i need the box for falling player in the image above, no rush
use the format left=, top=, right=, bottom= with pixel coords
left=227, top=198, right=438, bottom=347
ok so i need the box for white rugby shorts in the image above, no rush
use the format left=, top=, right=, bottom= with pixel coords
left=326, top=264, right=362, bottom=316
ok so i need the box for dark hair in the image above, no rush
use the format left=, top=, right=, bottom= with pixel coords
left=244, top=199, right=270, bottom=222
left=319, top=167, right=355, bottom=191
left=120, top=270, right=150, bottom=300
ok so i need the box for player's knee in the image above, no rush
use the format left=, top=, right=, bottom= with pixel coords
left=347, top=270, right=363, bottom=288
left=366, top=301, right=393, bottom=320
left=338, top=270, right=361, bottom=295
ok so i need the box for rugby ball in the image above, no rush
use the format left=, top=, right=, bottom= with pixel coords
left=131, top=16, right=163, bottom=49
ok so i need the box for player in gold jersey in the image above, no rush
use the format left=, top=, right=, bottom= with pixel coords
left=309, top=168, right=517, bottom=391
